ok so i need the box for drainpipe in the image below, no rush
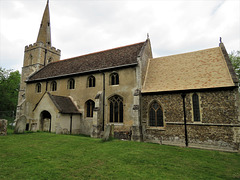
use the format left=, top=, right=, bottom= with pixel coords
left=70, top=114, right=73, bottom=134
left=181, top=93, right=188, bottom=147
left=46, top=81, right=48, bottom=91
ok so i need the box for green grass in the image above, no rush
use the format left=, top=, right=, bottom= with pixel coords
left=0, top=132, right=240, bottom=180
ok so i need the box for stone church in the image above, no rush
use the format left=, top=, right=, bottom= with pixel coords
left=16, top=1, right=240, bottom=151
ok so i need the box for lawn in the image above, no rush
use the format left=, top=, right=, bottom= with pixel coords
left=0, top=131, right=239, bottom=180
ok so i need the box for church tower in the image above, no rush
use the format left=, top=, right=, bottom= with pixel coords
left=16, top=0, right=61, bottom=119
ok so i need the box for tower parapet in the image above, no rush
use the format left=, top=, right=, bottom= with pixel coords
left=25, top=42, right=61, bottom=54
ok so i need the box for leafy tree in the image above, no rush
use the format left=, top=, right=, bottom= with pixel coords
left=229, top=50, right=240, bottom=81
left=0, top=67, right=20, bottom=119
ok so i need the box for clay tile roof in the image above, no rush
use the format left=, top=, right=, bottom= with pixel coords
left=48, top=93, right=80, bottom=114
left=28, top=41, right=146, bottom=82
left=142, top=47, right=236, bottom=93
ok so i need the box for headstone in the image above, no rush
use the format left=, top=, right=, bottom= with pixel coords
left=0, top=119, right=8, bottom=136
left=31, top=123, right=37, bottom=132
left=14, top=115, right=27, bottom=134
left=102, top=125, right=111, bottom=141
left=102, top=124, right=114, bottom=141
left=62, top=128, right=69, bottom=134
left=55, top=123, right=63, bottom=134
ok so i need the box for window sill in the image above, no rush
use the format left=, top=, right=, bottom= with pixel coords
left=192, top=121, right=202, bottom=124
left=110, top=84, right=119, bottom=87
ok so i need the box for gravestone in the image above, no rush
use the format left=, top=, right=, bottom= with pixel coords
left=31, top=123, right=37, bottom=132
left=102, top=124, right=114, bottom=141
left=62, top=128, right=69, bottom=134
left=14, top=115, right=27, bottom=134
left=0, top=119, right=8, bottom=136
left=55, top=123, right=63, bottom=134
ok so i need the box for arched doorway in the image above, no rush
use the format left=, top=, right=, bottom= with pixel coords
left=40, top=111, right=51, bottom=132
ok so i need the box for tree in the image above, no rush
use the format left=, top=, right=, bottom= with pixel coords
left=229, top=50, right=240, bottom=81
left=0, top=67, right=21, bottom=117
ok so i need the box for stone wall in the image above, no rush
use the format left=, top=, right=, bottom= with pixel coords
left=141, top=88, right=240, bottom=151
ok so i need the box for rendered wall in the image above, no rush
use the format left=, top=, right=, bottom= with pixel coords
left=25, top=66, right=138, bottom=136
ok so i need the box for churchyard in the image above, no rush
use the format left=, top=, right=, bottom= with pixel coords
left=0, top=130, right=239, bottom=179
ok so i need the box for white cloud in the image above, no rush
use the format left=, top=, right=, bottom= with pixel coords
left=0, top=0, right=239, bottom=72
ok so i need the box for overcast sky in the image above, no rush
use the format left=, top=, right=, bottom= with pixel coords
left=0, top=0, right=239, bottom=72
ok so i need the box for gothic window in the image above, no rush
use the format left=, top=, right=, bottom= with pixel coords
left=85, top=100, right=95, bottom=117
left=149, top=101, right=163, bottom=127
left=68, top=78, right=75, bottom=89
left=50, top=81, right=57, bottom=91
left=109, top=95, right=123, bottom=123
left=192, top=93, right=200, bottom=122
left=110, top=73, right=119, bottom=85
left=36, top=83, right=41, bottom=93
left=88, top=76, right=95, bottom=87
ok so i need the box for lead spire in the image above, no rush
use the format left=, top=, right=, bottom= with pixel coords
left=36, top=0, right=51, bottom=46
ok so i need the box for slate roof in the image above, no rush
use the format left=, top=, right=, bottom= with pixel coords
left=48, top=93, right=80, bottom=114
left=27, top=41, right=146, bottom=82
left=142, top=46, right=236, bottom=93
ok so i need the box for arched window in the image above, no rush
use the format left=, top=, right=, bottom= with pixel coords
left=88, top=76, right=95, bottom=87
left=50, top=81, right=57, bottom=91
left=68, top=78, right=75, bottom=89
left=192, top=93, right=200, bottom=122
left=29, top=54, right=33, bottom=65
left=109, top=95, right=123, bottom=123
left=110, top=73, right=119, bottom=85
left=36, top=83, right=41, bottom=93
left=149, top=101, right=163, bottom=127
left=85, top=100, right=95, bottom=117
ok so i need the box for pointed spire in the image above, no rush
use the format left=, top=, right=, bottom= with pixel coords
left=36, top=0, right=51, bottom=46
